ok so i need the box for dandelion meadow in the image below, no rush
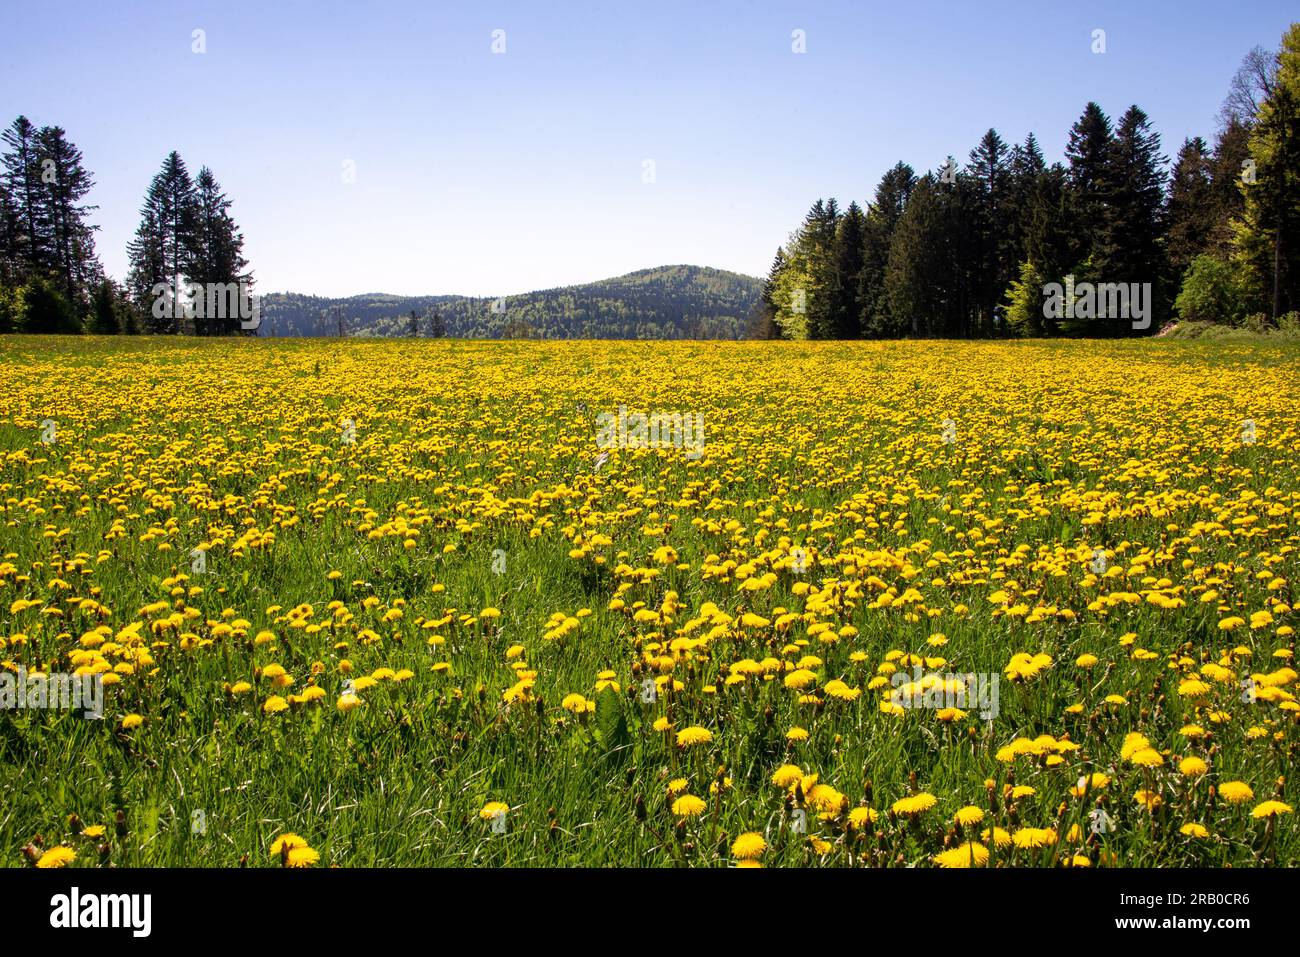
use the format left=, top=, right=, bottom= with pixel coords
left=1, top=335, right=1298, bottom=868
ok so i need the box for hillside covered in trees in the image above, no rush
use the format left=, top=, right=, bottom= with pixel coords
left=754, top=24, right=1300, bottom=340
left=258, top=265, right=762, bottom=339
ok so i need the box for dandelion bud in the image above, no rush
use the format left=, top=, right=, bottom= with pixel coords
left=67, top=813, right=83, bottom=834
left=634, top=795, right=646, bottom=822
left=114, top=810, right=128, bottom=838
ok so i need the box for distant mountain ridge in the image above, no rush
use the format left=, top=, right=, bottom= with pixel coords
left=258, top=265, right=763, bottom=339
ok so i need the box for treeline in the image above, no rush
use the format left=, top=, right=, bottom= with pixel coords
left=754, top=24, right=1300, bottom=339
left=0, top=116, right=251, bottom=335
left=0, top=116, right=108, bottom=333
left=259, top=266, right=760, bottom=339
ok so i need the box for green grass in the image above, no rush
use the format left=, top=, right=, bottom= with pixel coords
left=0, top=334, right=1297, bottom=868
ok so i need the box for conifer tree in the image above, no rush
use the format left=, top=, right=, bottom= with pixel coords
left=127, top=152, right=199, bottom=332
left=190, top=166, right=251, bottom=334
left=1108, top=105, right=1168, bottom=333
left=1, top=116, right=47, bottom=277
left=859, top=162, right=915, bottom=337
left=830, top=202, right=865, bottom=338
left=1166, top=137, right=1216, bottom=274
left=35, top=124, right=102, bottom=311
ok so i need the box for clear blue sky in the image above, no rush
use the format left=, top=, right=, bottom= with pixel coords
left=2, top=1, right=1294, bottom=297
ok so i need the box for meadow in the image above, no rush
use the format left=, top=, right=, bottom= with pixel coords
left=0, top=334, right=1297, bottom=868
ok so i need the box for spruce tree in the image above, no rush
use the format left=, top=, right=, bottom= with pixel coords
left=1108, top=105, right=1168, bottom=333
left=751, top=248, right=787, bottom=339
left=0, top=168, right=16, bottom=284
left=1166, top=137, right=1216, bottom=274
left=1026, top=162, right=1073, bottom=288
left=830, top=202, right=865, bottom=338
left=884, top=174, right=956, bottom=337
left=967, top=129, right=1012, bottom=336
left=801, top=198, right=840, bottom=338
left=1208, top=119, right=1251, bottom=258
left=35, top=124, right=102, bottom=312
left=1, top=116, right=48, bottom=277
left=1065, top=103, right=1117, bottom=280
left=859, top=162, right=915, bottom=337
left=1007, top=133, right=1046, bottom=265
left=87, top=278, right=127, bottom=334
left=190, top=166, right=251, bottom=334
left=128, top=152, right=199, bottom=332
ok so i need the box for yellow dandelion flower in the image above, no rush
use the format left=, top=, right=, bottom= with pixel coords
left=36, top=846, right=76, bottom=868
left=731, top=832, right=767, bottom=859
left=1251, top=800, right=1292, bottom=819
left=675, top=726, right=712, bottom=747
left=891, top=792, right=937, bottom=817
left=671, top=794, right=707, bottom=818
left=1219, top=781, right=1254, bottom=804
left=934, top=841, right=989, bottom=868
left=1178, top=756, right=1208, bottom=777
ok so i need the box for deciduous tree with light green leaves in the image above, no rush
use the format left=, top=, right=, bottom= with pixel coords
left=1232, top=23, right=1300, bottom=319
left=1002, top=260, right=1047, bottom=337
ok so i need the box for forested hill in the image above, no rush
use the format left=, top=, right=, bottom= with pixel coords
left=257, top=265, right=763, bottom=339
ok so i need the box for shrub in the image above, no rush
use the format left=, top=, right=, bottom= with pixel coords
left=20, top=275, right=81, bottom=334
left=1174, top=255, right=1248, bottom=325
